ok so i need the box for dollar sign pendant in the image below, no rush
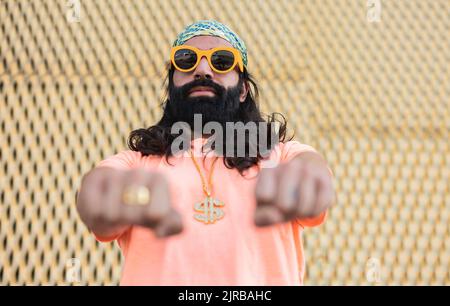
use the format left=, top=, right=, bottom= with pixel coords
left=193, top=197, right=225, bottom=224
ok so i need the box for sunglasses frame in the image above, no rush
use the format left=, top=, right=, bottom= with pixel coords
left=170, top=45, right=244, bottom=74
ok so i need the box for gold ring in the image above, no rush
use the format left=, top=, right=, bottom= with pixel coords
left=122, top=184, right=151, bottom=206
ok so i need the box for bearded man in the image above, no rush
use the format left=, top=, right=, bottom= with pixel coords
left=76, top=20, right=335, bottom=286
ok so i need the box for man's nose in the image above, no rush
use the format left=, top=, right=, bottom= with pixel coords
left=193, top=56, right=213, bottom=79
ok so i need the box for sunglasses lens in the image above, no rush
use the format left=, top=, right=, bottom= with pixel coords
left=174, top=49, right=197, bottom=70
left=211, top=50, right=235, bottom=71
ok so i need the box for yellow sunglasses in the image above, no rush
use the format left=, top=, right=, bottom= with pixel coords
left=170, top=45, right=244, bottom=74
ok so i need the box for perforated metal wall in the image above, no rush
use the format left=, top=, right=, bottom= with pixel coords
left=1, top=0, right=448, bottom=285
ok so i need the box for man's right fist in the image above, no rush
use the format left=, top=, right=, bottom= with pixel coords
left=76, top=167, right=183, bottom=239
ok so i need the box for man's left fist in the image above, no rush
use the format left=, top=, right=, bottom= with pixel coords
left=254, top=151, right=335, bottom=226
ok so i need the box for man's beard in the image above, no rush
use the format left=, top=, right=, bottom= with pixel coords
left=166, top=77, right=243, bottom=129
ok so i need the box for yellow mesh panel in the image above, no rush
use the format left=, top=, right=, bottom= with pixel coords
left=1, top=0, right=448, bottom=285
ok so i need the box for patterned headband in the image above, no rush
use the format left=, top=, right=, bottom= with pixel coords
left=172, top=20, right=248, bottom=68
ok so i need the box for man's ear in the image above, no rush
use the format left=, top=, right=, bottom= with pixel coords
left=239, top=81, right=249, bottom=103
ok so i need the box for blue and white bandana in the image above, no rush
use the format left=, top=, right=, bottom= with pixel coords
left=172, top=20, right=248, bottom=68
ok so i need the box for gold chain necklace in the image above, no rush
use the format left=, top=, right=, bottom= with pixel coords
left=189, top=150, right=225, bottom=224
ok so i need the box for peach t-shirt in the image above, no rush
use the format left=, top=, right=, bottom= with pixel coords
left=94, top=138, right=327, bottom=285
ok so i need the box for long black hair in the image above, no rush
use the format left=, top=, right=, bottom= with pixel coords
left=128, top=64, right=292, bottom=175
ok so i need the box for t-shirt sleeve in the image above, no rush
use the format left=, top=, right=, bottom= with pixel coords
left=95, top=150, right=142, bottom=170
left=279, top=141, right=318, bottom=163
left=278, top=141, right=331, bottom=228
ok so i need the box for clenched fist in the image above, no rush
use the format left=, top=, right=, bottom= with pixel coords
left=254, top=151, right=335, bottom=226
left=76, top=167, right=183, bottom=238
